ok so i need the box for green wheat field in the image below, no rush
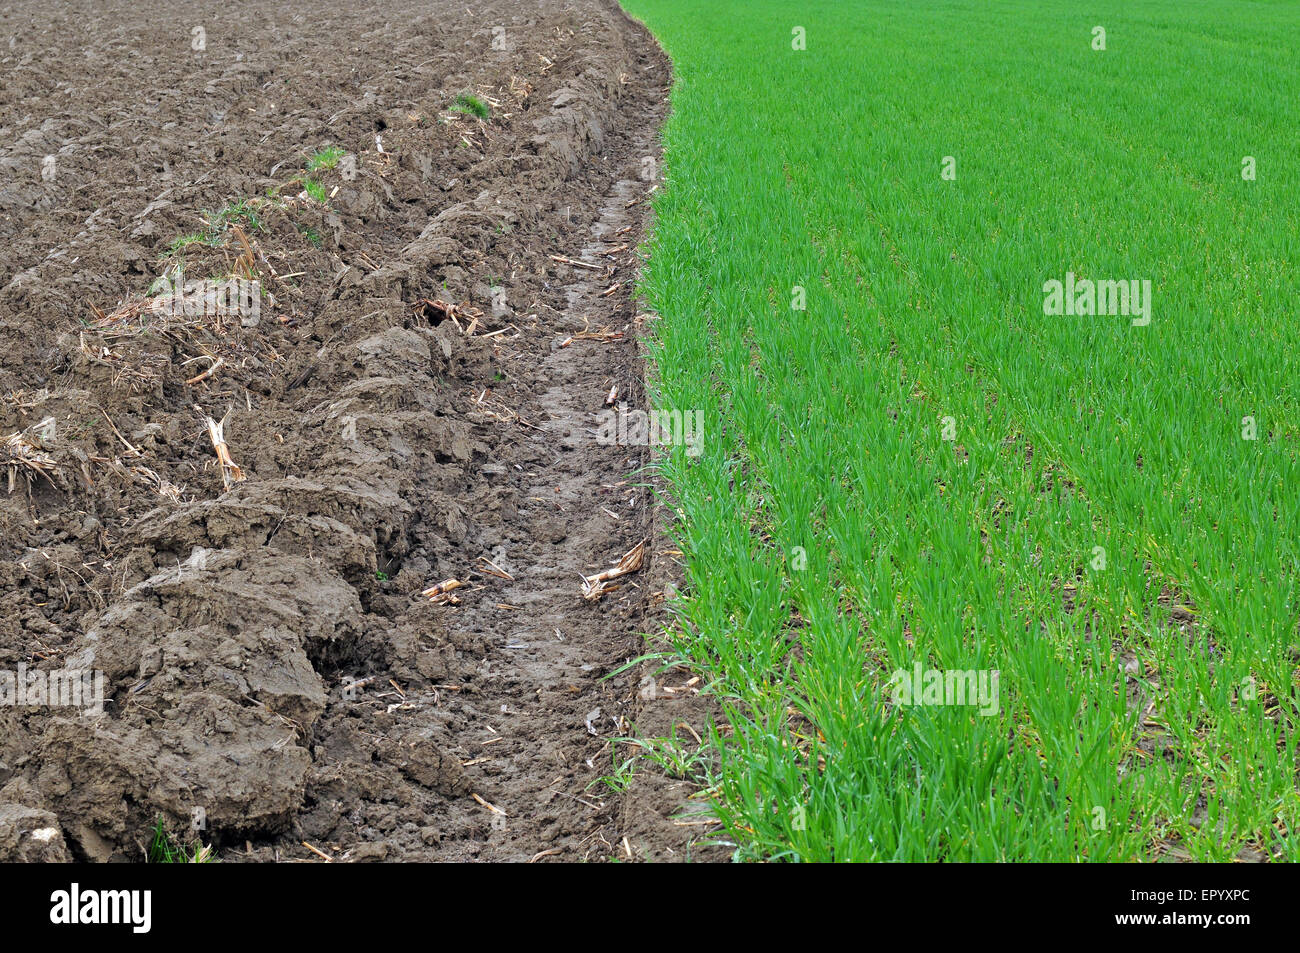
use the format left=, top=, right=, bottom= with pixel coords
left=622, top=0, right=1300, bottom=860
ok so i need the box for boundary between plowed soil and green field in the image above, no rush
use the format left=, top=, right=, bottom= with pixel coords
left=622, top=0, right=1300, bottom=861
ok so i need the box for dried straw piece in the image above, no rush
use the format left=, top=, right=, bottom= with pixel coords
left=549, top=254, right=609, bottom=274
left=476, top=556, right=514, bottom=581
left=472, top=793, right=507, bottom=816
left=184, top=356, right=225, bottom=386
left=411, top=298, right=484, bottom=334
left=580, top=540, right=647, bottom=601
left=204, top=411, right=245, bottom=490
left=3, top=432, right=61, bottom=494
left=422, top=579, right=463, bottom=604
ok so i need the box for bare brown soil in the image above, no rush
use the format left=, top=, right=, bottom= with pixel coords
left=0, top=0, right=721, bottom=862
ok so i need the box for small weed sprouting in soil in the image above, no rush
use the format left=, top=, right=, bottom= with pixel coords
left=146, top=817, right=215, bottom=863
left=624, top=726, right=711, bottom=782
left=588, top=740, right=638, bottom=794
left=149, top=262, right=184, bottom=294
left=302, top=178, right=329, bottom=204
left=306, top=145, right=346, bottom=172
left=165, top=232, right=216, bottom=258
left=451, top=92, right=490, bottom=120
left=161, top=199, right=267, bottom=261
left=207, top=199, right=264, bottom=233
left=296, top=223, right=324, bottom=248
left=155, top=145, right=338, bottom=292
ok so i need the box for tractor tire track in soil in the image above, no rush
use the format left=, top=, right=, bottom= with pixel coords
left=0, top=0, right=716, bottom=861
